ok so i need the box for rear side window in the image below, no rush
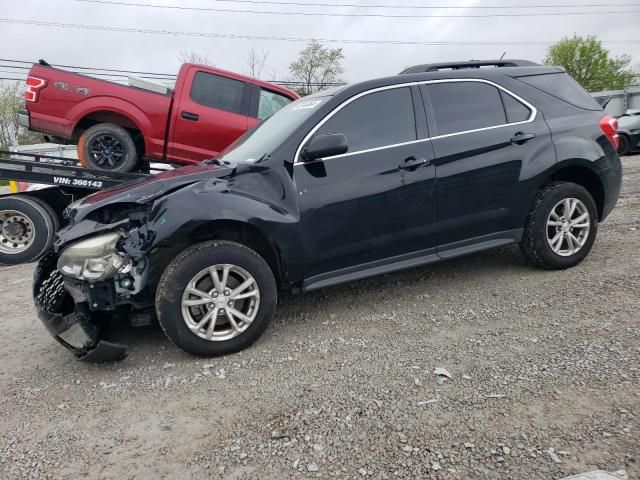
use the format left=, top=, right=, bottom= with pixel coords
left=500, top=91, right=531, bottom=123
left=258, top=89, right=293, bottom=120
left=190, top=71, right=247, bottom=115
left=517, top=73, right=601, bottom=111
left=316, top=87, right=416, bottom=153
left=425, top=82, right=506, bottom=136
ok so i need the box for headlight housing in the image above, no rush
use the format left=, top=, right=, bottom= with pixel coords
left=57, top=232, right=131, bottom=281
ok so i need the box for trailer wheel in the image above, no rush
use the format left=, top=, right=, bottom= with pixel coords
left=78, top=123, right=138, bottom=173
left=0, top=195, right=56, bottom=265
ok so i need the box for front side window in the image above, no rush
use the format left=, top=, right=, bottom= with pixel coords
left=258, top=89, right=293, bottom=120
left=190, top=71, right=246, bottom=115
left=314, top=87, right=417, bottom=154
left=426, top=82, right=507, bottom=136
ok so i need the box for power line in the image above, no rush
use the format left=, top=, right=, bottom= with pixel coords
left=196, top=0, right=640, bottom=9
left=0, top=60, right=342, bottom=87
left=1, top=19, right=638, bottom=46
left=0, top=63, right=176, bottom=80
left=0, top=58, right=176, bottom=77
left=72, top=0, right=640, bottom=18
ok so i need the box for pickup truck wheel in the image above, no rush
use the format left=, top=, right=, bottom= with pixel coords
left=78, top=123, right=138, bottom=173
left=0, top=195, right=55, bottom=265
left=156, top=241, right=277, bottom=357
left=520, top=182, right=598, bottom=270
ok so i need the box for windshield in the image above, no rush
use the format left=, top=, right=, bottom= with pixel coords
left=217, top=96, right=330, bottom=165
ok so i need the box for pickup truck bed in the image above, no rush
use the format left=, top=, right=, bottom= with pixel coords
left=21, top=61, right=298, bottom=172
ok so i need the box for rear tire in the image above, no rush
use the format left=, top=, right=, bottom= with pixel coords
left=77, top=123, right=138, bottom=173
left=616, top=134, right=630, bottom=156
left=0, top=195, right=56, bottom=265
left=156, top=241, right=277, bottom=357
left=520, top=182, right=598, bottom=270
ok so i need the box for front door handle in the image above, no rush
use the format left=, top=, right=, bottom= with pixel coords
left=399, top=156, right=429, bottom=171
left=511, top=132, right=536, bottom=145
left=181, top=111, right=199, bottom=121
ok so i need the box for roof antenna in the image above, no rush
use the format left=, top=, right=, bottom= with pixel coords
left=499, top=52, right=506, bottom=61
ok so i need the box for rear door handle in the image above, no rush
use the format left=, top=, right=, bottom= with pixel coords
left=511, top=132, right=536, bottom=145
left=399, top=156, right=430, bottom=171
left=181, top=111, right=199, bottom=121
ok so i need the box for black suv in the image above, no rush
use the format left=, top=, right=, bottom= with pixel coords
left=33, top=61, right=622, bottom=362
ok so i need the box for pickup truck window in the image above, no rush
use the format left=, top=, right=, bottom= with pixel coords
left=190, top=71, right=246, bottom=115
left=258, top=89, right=293, bottom=121
left=218, top=96, right=329, bottom=165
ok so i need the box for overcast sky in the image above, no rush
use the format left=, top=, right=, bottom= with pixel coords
left=1, top=0, right=639, bottom=83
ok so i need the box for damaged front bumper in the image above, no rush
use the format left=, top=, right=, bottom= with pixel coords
left=34, top=252, right=130, bottom=362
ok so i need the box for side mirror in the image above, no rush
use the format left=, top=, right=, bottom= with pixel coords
left=301, top=133, right=348, bottom=162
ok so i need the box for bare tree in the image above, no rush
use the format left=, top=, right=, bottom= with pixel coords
left=178, top=50, right=214, bottom=67
left=246, top=47, right=269, bottom=79
left=289, top=40, right=345, bottom=95
left=0, top=81, right=42, bottom=151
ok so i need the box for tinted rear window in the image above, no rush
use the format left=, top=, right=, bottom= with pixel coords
left=517, top=73, right=601, bottom=111
left=425, top=82, right=506, bottom=136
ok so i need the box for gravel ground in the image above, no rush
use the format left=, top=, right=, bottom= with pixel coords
left=1, top=157, right=639, bottom=480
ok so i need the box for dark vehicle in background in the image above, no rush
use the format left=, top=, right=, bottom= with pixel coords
left=616, top=109, right=640, bottom=155
left=18, top=61, right=298, bottom=172
left=33, top=60, right=621, bottom=362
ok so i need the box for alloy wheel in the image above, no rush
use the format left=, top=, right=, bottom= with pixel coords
left=0, top=209, right=35, bottom=254
left=546, top=198, right=591, bottom=257
left=89, top=134, right=125, bottom=169
left=181, top=264, right=261, bottom=341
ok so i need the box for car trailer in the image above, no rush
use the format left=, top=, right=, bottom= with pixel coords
left=0, top=150, right=148, bottom=265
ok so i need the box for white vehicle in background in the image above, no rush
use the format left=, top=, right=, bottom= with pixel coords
left=0, top=143, right=171, bottom=265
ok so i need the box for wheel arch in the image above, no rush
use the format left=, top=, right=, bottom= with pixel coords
left=72, top=110, right=146, bottom=156
left=187, top=220, right=286, bottom=288
left=543, top=161, right=606, bottom=221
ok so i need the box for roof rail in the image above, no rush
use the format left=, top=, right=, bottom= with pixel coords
left=400, top=59, right=540, bottom=74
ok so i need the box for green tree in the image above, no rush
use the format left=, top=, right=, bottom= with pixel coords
left=543, top=35, right=636, bottom=92
left=289, top=40, right=345, bottom=95
left=0, top=81, right=42, bottom=151
left=0, top=80, right=43, bottom=184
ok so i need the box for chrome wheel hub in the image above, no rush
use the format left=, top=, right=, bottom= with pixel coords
left=0, top=210, right=35, bottom=254
left=546, top=198, right=590, bottom=257
left=181, top=264, right=260, bottom=342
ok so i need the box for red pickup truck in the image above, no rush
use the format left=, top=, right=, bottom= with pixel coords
left=18, top=61, right=299, bottom=172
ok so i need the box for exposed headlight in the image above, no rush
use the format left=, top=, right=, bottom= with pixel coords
left=57, top=232, right=131, bottom=281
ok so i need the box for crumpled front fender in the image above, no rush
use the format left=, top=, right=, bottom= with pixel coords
left=33, top=252, right=127, bottom=362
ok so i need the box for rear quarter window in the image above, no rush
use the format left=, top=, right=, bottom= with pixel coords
left=516, top=73, right=601, bottom=111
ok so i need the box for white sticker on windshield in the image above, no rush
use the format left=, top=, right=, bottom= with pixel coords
left=292, top=100, right=323, bottom=110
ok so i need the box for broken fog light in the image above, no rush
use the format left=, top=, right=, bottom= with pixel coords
left=57, top=232, right=131, bottom=281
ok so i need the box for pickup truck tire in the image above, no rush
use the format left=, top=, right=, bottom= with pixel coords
left=520, top=182, right=598, bottom=270
left=77, top=123, right=138, bottom=173
left=0, top=195, right=56, bottom=265
left=156, top=240, right=277, bottom=357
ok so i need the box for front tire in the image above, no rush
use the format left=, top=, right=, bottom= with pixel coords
left=156, top=241, right=277, bottom=357
left=520, top=182, right=598, bottom=270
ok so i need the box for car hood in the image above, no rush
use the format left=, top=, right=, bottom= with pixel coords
left=66, top=162, right=235, bottom=223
